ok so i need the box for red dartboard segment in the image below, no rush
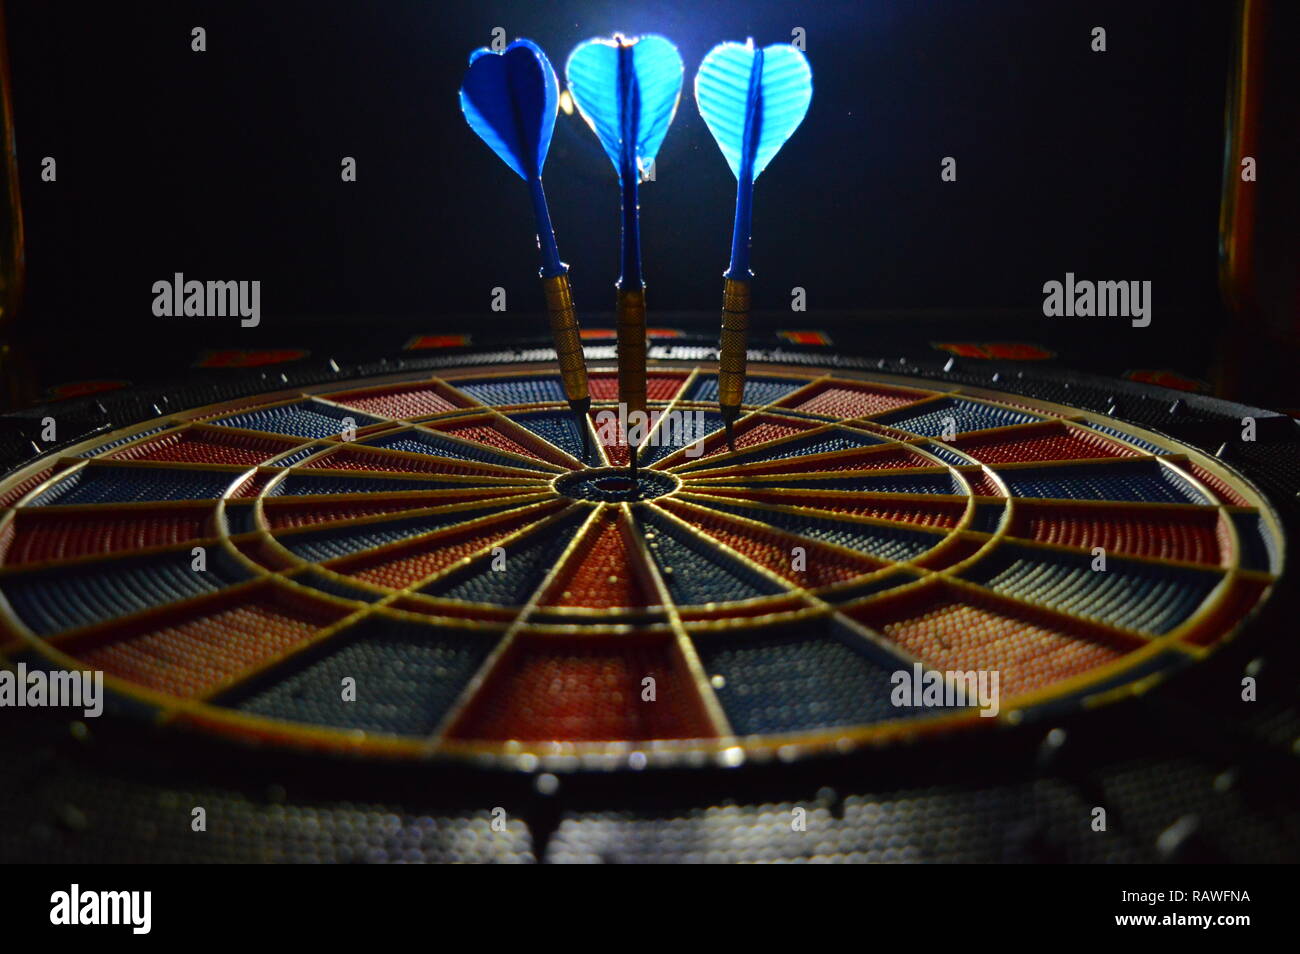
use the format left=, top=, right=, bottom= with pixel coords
left=111, top=428, right=301, bottom=466
left=587, top=371, right=689, bottom=402
left=327, top=382, right=469, bottom=418
left=333, top=502, right=568, bottom=589
left=448, top=636, right=715, bottom=742
left=678, top=414, right=821, bottom=463
left=683, top=488, right=969, bottom=529
left=659, top=499, right=884, bottom=587
left=229, top=471, right=275, bottom=499
left=961, top=471, right=1005, bottom=496
left=949, top=423, right=1138, bottom=463
left=1180, top=577, right=1271, bottom=647
left=846, top=585, right=1137, bottom=696
left=0, top=465, right=64, bottom=509
left=426, top=419, right=572, bottom=467
left=539, top=517, right=655, bottom=610
left=1183, top=463, right=1250, bottom=506
left=776, top=380, right=931, bottom=418
left=687, top=446, right=935, bottom=479
left=427, top=421, right=535, bottom=458
left=1006, top=503, right=1228, bottom=566
left=591, top=410, right=631, bottom=465
left=298, top=446, right=541, bottom=478
left=1, top=507, right=215, bottom=566
left=261, top=491, right=535, bottom=531
left=72, top=588, right=350, bottom=698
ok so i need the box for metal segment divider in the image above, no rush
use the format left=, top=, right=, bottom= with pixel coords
left=676, top=432, right=952, bottom=480
left=605, top=366, right=704, bottom=469
left=280, top=431, right=556, bottom=481
left=311, top=378, right=565, bottom=474
left=249, top=493, right=562, bottom=583
left=244, top=467, right=558, bottom=579
left=476, top=407, right=589, bottom=471
left=671, top=488, right=955, bottom=545
left=396, top=415, right=570, bottom=475
left=665, top=488, right=1164, bottom=727
left=655, top=467, right=1177, bottom=709
left=618, top=501, right=735, bottom=740
left=649, top=370, right=837, bottom=471
left=667, top=419, right=844, bottom=475
left=160, top=414, right=598, bottom=728
left=176, top=500, right=592, bottom=716
left=1150, top=457, right=1265, bottom=651
left=642, top=497, right=930, bottom=713
left=425, top=503, right=606, bottom=747
left=665, top=386, right=970, bottom=482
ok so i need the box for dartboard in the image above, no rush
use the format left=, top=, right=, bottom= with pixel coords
left=0, top=360, right=1283, bottom=770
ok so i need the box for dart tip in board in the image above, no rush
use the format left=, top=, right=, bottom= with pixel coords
left=720, top=404, right=740, bottom=451
left=629, top=442, right=639, bottom=483
left=569, top=397, right=592, bottom=458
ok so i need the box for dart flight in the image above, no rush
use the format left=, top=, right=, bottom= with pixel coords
left=695, top=40, right=812, bottom=448
left=566, top=33, right=684, bottom=478
left=460, top=38, right=591, bottom=449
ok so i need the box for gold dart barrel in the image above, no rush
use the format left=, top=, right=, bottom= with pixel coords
left=541, top=272, right=590, bottom=410
left=616, top=284, right=648, bottom=419
left=717, top=276, right=750, bottom=445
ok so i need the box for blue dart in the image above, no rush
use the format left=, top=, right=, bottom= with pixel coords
left=460, top=38, right=591, bottom=453
left=695, top=39, right=812, bottom=448
left=566, top=33, right=683, bottom=479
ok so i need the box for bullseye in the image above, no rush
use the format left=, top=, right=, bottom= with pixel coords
left=554, top=467, right=679, bottom=502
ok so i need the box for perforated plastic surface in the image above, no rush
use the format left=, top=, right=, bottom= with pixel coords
left=0, top=350, right=1294, bottom=864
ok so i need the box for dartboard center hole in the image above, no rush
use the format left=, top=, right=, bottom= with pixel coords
left=554, top=467, right=679, bottom=502
left=594, top=477, right=633, bottom=493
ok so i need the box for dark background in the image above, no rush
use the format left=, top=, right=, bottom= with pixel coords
left=7, top=0, right=1235, bottom=337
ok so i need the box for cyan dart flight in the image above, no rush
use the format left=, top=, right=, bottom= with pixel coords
left=566, top=33, right=684, bottom=477
left=695, top=39, right=812, bottom=448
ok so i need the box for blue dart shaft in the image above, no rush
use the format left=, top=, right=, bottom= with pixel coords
left=725, top=48, right=764, bottom=281
left=617, top=41, right=644, bottom=291
left=619, top=172, right=642, bottom=290
left=528, top=176, right=565, bottom=278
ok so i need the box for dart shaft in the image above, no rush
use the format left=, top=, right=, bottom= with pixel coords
left=717, top=276, right=750, bottom=413
left=528, top=178, right=565, bottom=278
left=617, top=42, right=645, bottom=290
left=616, top=284, right=648, bottom=418
left=717, top=50, right=762, bottom=433
left=726, top=47, right=763, bottom=280
left=540, top=272, right=590, bottom=405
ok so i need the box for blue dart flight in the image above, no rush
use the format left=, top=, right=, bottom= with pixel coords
left=460, top=38, right=591, bottom=449
left=566, top=33, right=683, bottom=478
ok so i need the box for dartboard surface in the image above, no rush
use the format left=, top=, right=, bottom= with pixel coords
left=0, top=359, right=1283, bottom=770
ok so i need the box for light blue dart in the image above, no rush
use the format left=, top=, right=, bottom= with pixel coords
left=694, top=39, right=812, bottom=447
left=459, top=37, right=591, bottom=449
left=566, top=33, right=684, bottom=476
left=566, top=34, right=683, bottom=194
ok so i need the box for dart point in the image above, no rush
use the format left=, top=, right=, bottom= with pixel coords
left=570, top=396, right=591, bottom=458
left=721, top=404, right=739, bottom=450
